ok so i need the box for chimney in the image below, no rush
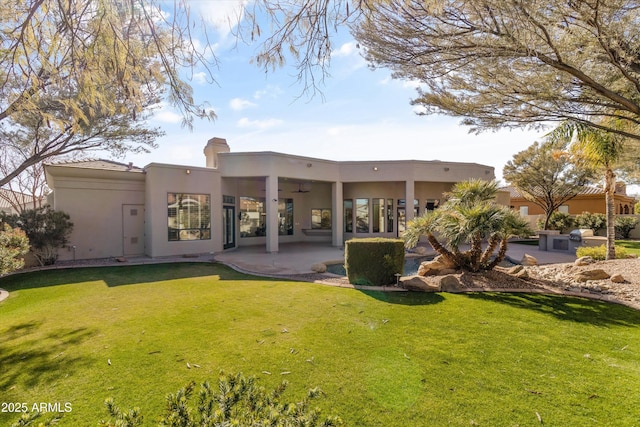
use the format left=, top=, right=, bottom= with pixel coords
left=203, top=137, right=230, bottom=168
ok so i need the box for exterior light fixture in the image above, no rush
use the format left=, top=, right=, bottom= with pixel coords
left=444, top=167, right=450, bottom=172
left=307, top=163, right=313, bottom=168
left=373, top=166, right=379, bottom=171
left=186, top=169, right=191, bottom=175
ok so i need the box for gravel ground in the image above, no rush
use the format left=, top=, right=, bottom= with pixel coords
left=385, top=258, right=640, bottom=310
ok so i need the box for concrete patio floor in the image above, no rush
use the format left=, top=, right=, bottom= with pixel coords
left=213, top=241, right=577, bottom=276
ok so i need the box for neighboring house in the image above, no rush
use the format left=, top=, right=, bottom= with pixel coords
left=505, top=184, right=636, bottom=217
left=44, top=137, right=497, bottom=261
left=0, top=188, right=41, bottom=214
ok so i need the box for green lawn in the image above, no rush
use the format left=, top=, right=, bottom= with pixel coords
left=1, top=263, right=640, bottom=426
left=616, top=239, right=640, bottom=256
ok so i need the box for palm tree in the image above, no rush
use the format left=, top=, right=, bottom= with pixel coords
left=546, top=121, right=626, bottom=260
left=404, top=179, right=531, bottom=272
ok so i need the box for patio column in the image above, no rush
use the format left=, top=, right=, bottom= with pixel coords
left=332, top=181, right=343, bottom=247
left=265, top=175, right=279, bottom=253
left=405, top=180, right=415, bottom=223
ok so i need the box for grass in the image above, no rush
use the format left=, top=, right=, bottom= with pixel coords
left=1, top=263, right=640, bottom=426
left=616, top=239, right=640, bottom=256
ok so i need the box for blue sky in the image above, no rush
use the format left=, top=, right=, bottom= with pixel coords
left=124, top=2, right=548, bottom=185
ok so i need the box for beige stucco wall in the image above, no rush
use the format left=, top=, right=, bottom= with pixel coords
left=46, top=167, right=145, bottom=260
left=144, top=163, right=223, bottom=257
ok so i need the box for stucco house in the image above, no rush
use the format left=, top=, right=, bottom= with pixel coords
left=505, top=184, right=636, bottom=218
left=44, top=137, right=497, bottom=261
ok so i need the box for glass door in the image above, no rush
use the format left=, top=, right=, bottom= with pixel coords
left=223, top=206, right=236, bottom=249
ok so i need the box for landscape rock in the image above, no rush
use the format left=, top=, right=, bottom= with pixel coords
left=520, top=254, right=538, bottom=266
left=439, top=275, right=463, bottom=292
left=507, top=265, right=524, bottom=275
left=311, top=263, right=327, bottom=273
left=401, top=276, right=440, bottom=292
left=610, top=274, right=625, bottom=283
left=575, top=256, right=595, bottom=266
left=574, top=269, right=611, bottom=283
left=418, top=255, right=457, bottom=276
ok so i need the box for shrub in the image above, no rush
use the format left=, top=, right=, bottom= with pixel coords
left=614, top=216, right=638, bottom=239
left=576, top=244, right=629, bottom=260
left=0, top=223, right=30, bottom=275
left=537, top=211, right=574, bottom=233
left=97, top=372, right=342, bottom=427
left=0, top=206, right=73, bottom=266
left=345, top=238, right=404, bottom=286
left=574, top=212, right=606, bottom=234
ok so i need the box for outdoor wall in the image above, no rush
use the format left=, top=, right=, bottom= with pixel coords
left=47, top=169, right=145, bottom=260
left=144, top=163, right=222, bottom=257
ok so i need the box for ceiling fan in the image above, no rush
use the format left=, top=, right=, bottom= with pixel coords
left=292, top=183, right=310, bottom=193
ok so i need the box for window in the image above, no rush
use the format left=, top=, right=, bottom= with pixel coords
left=344, top=200, right=353, bottom=232
left=426, top=199, right=440, bottom=212
left=311, top=208, right=331, bottom=229
left=386, top=199, right=394, bottom=233
left=168, top=193, right=211, bottom=241
left=373, top=198, right=385, bottom=233
left=240, top=197, right=266, bottom=237
left=414, top=199, right=420, bottom=217
left=519, top=206, right=529, bottom=216
left=356, top=198, right=369, bottom=233
left=558, top=205, right=569, bottom=214
left=279, top=199, right=294, bottom=235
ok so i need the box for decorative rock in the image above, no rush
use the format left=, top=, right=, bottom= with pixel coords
left=520, top=254, right=538, bottom=266
left=574, top=269, right=611, bottom=283
left=311, top=263, right=327, bottom=273
left=610, top=274, right=625, bottom=283
left=439, top=275, right=463, bottom=292
left=507, top=265, right=524, bottom=275
left=417, top=255, right=456, bottom=276
left=116, top=257, right=128, bottom=263
left=513, top=269, right=529, bottom=279
left=575, top=256, right=595, bottom=266
left=401, top=276, right=440, bottom=292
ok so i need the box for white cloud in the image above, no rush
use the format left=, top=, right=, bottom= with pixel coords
left=412, top=105, right=428, bottom=115
left=333, top=42, right=359, bottom=58
left=189, top=0, right=246, bottom=39
left=237, top=117, right=283, bottom=130
left=254, top=85, right=283, bottom=100
left=193, top=71, right=208, bottom=84
left=230, top=98, right=257, bottom=111
left=152, top=104, right=183, bottom=124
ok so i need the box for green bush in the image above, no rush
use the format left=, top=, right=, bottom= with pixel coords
left=614, top=216, right=638, bottom=239
left=576, top=244, right=628, bottom=260
left=13, top=372, right=341, bottom=427
left=0, top=223, right=30, bottom=275
left=345, top=238, right=404, bottom=286
left=537, top=211, right=574, bottom=233
left=0, top=206, right=73, bottom=266
left=575, top=212, right=606, bottom=234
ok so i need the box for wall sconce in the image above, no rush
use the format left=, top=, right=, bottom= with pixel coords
left=306, top=163, right=312, bottom=168
left=373, top=166, right=379, bottom=171
left=272, top=198, right=278, bottom=202
left=485, top=170, right=490, bottom=175
left=186, top=169, right=191, bottom=175
left=444, top=167, right=450, bottom=172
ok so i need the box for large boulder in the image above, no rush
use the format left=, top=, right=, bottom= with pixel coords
left=575, top=256, right=595, bottom=266
left=520, top=254, right=538, bottom=266
left=417, top=255, right=457, bottom=276
left=311, top=263, right=327, bottom=273
left=401, top=276, right=441, bottom=292
left=439, top=275, right=463, bottom=292
left=574, top=269, right=610, bottom=282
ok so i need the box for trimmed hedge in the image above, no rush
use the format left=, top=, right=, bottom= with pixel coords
left=345, top=238, right=404, bottom=286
